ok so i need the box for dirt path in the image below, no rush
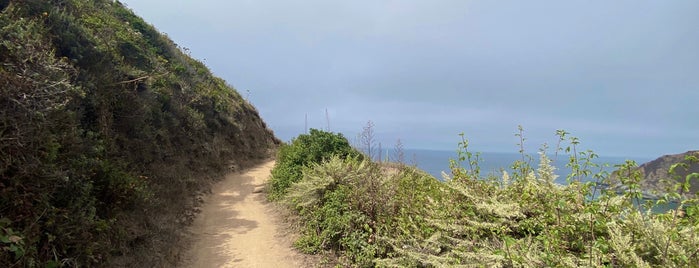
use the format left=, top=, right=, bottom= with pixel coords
left=180, top=160, right=310, bottom=268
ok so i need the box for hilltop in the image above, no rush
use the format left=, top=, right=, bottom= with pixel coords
left=1, top=1, right=277, bottom=266
left=628, top=151, right=699, bottom=198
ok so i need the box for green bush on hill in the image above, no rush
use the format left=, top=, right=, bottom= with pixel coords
left=283, top=155, right=442, bottom=267
left=269, top=129, right=361, bottom=199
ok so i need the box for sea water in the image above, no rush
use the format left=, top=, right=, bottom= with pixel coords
left=400, top=149, right=679, bottom=213
left=402, top=149, right=651, bottom=181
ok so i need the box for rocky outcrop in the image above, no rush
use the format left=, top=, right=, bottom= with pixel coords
left=616, top=151, right=699, bottom=198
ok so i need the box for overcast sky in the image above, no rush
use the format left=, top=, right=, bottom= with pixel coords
left=120, top=0, right=698, bottom=158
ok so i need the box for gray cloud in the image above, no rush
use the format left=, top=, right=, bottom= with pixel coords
left=121, top=0, right=699, bottom=157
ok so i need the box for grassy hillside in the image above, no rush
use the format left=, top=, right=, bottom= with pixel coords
left=0, top=0, right=278, bottom=266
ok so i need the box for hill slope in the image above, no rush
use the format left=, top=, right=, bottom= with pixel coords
left=0, top=0, right=278, bottom=266
left=634, top=151, right=699, bottom=197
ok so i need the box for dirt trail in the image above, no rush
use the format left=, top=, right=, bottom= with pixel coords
left=180, top=160, right=309, bottom=268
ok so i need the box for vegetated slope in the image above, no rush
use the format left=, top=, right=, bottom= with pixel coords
left=274, top=130, right=699, bottom=267
left=0, top=1, right=278, bottom=266
left=633, top=151, right=699, bottom=197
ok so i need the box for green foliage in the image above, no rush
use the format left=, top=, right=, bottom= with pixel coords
left=0, top=218, right=25, bottom=262
left=0, top=1, right=277, bottom=266
left=285, top=158, right=363, bottom=254
left=277, top=129, right=699, bottom=267
left=269, top=129, right=360, bottom=199
left=378, top=131, right=699, bottom=267
left=284, top=156, right=442, bottom=267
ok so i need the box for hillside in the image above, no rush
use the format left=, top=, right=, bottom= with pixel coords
left=268, top=129, right=699, bottom=267
left=0, top=0, right=278, bottom=266
left=632, top=151, right=699, bottom=198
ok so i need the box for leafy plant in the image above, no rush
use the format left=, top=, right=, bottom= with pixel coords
left=277, top=127, right=699, bottom=267
left=0, top=218, right=24, bottom=263
left=269, top=129, right=360, bottom=199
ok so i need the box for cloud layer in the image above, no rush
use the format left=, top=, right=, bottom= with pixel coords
left=121, top=0, right=699, bottom=157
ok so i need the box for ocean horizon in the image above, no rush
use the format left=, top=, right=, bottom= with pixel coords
left=388, top=149, right=681, bottom=213
left=386, top=149, right=653, bottom=184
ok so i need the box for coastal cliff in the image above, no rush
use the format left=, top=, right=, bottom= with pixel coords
left=613, top=151, right=699, bottom=199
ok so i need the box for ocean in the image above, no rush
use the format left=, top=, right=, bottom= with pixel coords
left=399, top=149, right=677, bottom=213
left=399, top=149, right=652, bottom=184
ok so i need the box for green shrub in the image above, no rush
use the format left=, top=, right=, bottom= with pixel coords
left=268, top=129, right=360, bottom=199
left=279, top=130, right=699, bottom=267
left=282, top=154, right=444, bottom=267
left=284, top=157, right=381, bottom=266
left=377, top=133, right=699, bottom=268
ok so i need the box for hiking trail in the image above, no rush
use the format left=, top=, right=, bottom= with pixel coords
left=180, top=160, right=311, bottom=268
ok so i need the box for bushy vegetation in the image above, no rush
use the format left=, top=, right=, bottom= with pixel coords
left=284, top=156, right=441, bottom=266
left=1, top=1, right=277, bottom=266
left=275, top=129, right=699, bottom=267
left=269, top=129, right=361, bottom=200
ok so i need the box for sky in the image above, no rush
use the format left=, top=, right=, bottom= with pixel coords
left=120, top=0, right=698, bottom=158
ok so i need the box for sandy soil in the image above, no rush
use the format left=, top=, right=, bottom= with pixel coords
left=179, top=160, right=312, bottom=268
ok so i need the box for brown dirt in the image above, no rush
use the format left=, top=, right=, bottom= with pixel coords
left=179, top=160, right=315, bottom=268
